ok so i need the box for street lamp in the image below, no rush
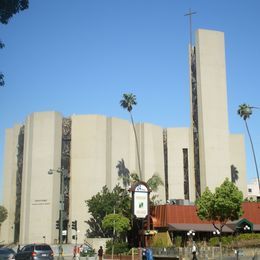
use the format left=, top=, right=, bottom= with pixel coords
left=243, top=225, right=250, bottom=232
left=187, top=229, right=195, bottom=245
left=213, top=229, right=220, bottom=236
left=48, top=168, right=65, bottom=258
left=187, top=229, right=195, bottom=238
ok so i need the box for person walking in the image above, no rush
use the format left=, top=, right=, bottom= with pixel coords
left=98, top=246, right=103, bottom=260
left=192, top=242, right=197, bottom=260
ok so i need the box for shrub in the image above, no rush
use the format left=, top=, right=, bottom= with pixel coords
left=236, top=233, right=260, bottom=241
left=174, top=236, right=182, bottom=247
left=209, top=237, right=219, bottom=246
left=105, top=240, right=129, bottom=255
left=150, top=232, right=172, bottom=248
left=127, top=247, right=139, bottom=255
left=221, top=236, right=233, bottom=246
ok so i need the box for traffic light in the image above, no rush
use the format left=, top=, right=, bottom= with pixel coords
left=56, top=220, right=60, bottom=230
left=72, top=220, right=77, bottom=231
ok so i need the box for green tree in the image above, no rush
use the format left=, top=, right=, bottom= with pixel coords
left=103, top=213, right=130, bottom=258
left=120, top=93, right=142, bottom=179
left=102, top=213, right=130, bottom=240
left=0, top=0, right=29, bottom=86
left=0, top=37, right=5, bottom=86
left=85, top=185, right=131, bottom=237
left=0, top=0, right=29, bottom=24
left=196, top=178, right=243, bottom=233
left=238, top=103, right=260, bottom=191
left=0, top=205, right=8, bottom=224
left=130, top=172, right=164, bottom=205
left=196, top=179, right=243, bottom=259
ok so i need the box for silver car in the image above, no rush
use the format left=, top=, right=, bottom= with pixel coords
left=15, top=244, right=53, bottom=260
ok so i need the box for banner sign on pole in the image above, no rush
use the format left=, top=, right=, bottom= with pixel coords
left=133, top=184, right=149, bottom=218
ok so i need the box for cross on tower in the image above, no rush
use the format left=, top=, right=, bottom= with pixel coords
left=185, top=9, right=197, bottom=48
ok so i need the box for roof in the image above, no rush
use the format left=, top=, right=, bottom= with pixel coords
left=253, top=224, right=260, bottom=231
left=168, top=223, right=233, bottom=233
left=226, top=218, right=254, bottom=231
left=151, top=202, right=260, bottom=229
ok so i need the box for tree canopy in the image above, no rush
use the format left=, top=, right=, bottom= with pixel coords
left=238, top=103, right=252, bottom=120
left=0, top=0, right=29, bottom=24
left=129, top=172, right=164, bottom=205
left=102, top=213, right=130, bottom=239
left=85, top=185, right=131, bottom=237
left=0, top=0, right=29, bottom=87
left=196, top=178, right=243, bottom=233
left=120, top=93, right=137, bottom=113
left=0, top=205, right=8, bottom=224
left=238, top=103, right=260, bottom=192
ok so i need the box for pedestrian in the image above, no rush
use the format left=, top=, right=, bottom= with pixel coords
left=17, top=244, right=21, bottom=253
left=192, top=242, right=197, bottom=260
left=98, top=246, right=103, bottom=260
left=73, top=246, right=79, bottom=259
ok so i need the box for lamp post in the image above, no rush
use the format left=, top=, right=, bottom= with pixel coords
left=213, top=229, right=222, bottom=260
left=187, top=229, right=195, bottom=242
left=213, top=229, right=220, bottom=236
left=48, top=168, right=65, bottom=258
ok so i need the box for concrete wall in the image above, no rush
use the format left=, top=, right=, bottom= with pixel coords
left=139, top=123, right=165, bottom=201
left=19, top=112, right=62, bottom=244
left=167, top=128, right=190, bottom=200
left=195, top=29, right=231, bottom=192
left=229, top=134, right=247, bottom=196
left=107, top=117, right=136, bottom=190
left=69, top=116, right=166, bottom=243
left=0, top=125, right=21, bottom=244
left=69, top=115, right=108, bottom=243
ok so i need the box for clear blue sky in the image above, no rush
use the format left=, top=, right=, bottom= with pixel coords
left=1, top=1, right=260, bottom=202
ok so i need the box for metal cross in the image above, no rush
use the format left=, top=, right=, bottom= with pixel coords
left=185, top=9, right=197, bottom=48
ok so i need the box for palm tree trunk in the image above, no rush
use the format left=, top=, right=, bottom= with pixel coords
left=130, top=112, right=142, bottom=180
left=245, top=120, right=260, bottom=192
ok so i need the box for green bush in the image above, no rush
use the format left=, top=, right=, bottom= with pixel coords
left=105, top=240, right=130, bottom=255
left=209, top=237, right=220, bottom=247
left=174, top=236, right=182, bottom=247
left=127, top=247, right=139, bottom=255
left=236, top=233, right=260, bottom=241
left=221, top=236, right=233, bottom=246
left=208, top=233, right=260, bottom=248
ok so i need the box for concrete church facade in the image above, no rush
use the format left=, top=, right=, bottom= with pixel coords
left=1, top=29, right=247, bottom=245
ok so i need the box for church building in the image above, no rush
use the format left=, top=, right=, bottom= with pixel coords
left=0, top=29, right=247, bottom=245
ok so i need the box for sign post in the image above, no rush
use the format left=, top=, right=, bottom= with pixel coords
left=129, top=181, right=151, bottom=247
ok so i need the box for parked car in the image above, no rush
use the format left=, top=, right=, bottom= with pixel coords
left=15, top=244, right=53, bottom=260
left=0, top=247, right=16, bottom=260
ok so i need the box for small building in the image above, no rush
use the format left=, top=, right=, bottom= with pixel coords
left=247, top=179, right=260, bottom=201
left=151, top=202, right=260, bottom=241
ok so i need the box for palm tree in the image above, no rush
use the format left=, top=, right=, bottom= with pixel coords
left=130, top=172, right=164, bottom=205
left=129, top=172, right=163, bottom=192
left=120, top=93, right=142, bottom=179
left=238, top=103, right=260, bottom=191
